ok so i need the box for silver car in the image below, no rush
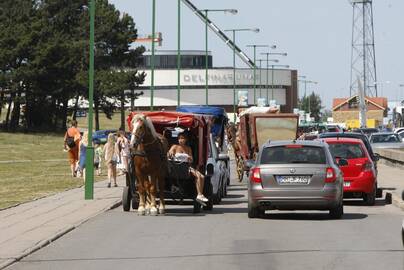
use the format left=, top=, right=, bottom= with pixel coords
left=369, top=132, right=404, bottom=149
left=247, top=140, right=345, bottom=219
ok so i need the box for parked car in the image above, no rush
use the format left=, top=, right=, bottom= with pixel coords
left=246, top=140, right=345, bottom=219
left=369, top=132, right=404, bottom=149
left=319, top=132, right=379, bottom=173
left=92, top=129, right=117, bottom=144
left=352, top=128, right=379, bottom=138
left=322, top=137, right=377, bottom=205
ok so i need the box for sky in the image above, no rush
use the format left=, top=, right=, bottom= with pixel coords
left=109, top=0, right=404, bottom=109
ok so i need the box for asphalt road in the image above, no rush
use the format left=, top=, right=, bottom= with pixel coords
left=7, top=165, right=404, bottom=270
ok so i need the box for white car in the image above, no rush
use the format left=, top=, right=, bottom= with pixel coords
left=369, top=132, right=404, bottom=149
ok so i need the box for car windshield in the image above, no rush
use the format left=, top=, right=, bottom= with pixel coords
left=261, top=145, right=326, bottom=164
left=370, top=134, right=400, bottom=143
left=328, top=143, right=364, bottom=159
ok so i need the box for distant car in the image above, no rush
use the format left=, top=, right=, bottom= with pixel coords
left=323, top=137, right=377, bottom=205
left=247, top=140, right=345, bottom=219
left=326, top=125, right=342, bottom=133
left=92, top=129, right=117, bottom=144
left=369, top=132, right=404, bottom=149
left=352, top=128, right=379, bottom=138
left=319, top=132, right=379, bottom=173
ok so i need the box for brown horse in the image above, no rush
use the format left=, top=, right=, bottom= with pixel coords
left=130, top=114, right=168, bottom=215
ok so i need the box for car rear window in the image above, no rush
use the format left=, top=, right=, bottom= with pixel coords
left=328, top=143, right=364, bottom=159
left=370, top=134, right=400, bottom=143
left=261, top=145, right=326, bottom=164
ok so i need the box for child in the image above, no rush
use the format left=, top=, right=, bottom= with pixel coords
left=94, top=143, right=103, bottom=176
left=103, top=133, right=119, bottom=188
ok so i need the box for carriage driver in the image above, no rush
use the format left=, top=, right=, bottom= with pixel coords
left=167, top=132, right=209, bottom=205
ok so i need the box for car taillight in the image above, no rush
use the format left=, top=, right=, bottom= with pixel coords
left=250, top=167, right=262, bottom=183
left=325, top=167, right=336, bottom=183
left=362, top=161, right=373, bottom=172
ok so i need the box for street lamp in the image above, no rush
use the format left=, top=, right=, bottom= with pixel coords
left=85, top=0, right=95, bottom=200
left=247, top=45, right=275, bottom=104
left=200, top=9, right=237, bottom=105
left=224, top=28, right=259, bottom=122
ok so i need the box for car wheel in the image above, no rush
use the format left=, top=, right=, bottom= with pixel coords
left=248, top=201, right=263, bottom=219
left=329, top=201, right=343, bottom=219
left=203, top=200, right=213, bottom=211
left=364, top=183, right=376, bottom=206
left=193, top=200, right=201, bottom=214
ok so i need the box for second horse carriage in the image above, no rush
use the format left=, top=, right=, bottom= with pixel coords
left=232, top=107, right=299, bottom=182
left=123, top=111, right=219, bottom=214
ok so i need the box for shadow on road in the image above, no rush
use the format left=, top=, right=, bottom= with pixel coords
left=261, top=212, right=368, bottom=220
left=343, top=198, right=387, bottom=207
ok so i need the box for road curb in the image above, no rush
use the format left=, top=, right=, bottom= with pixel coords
left=0, top=198, right=122, bottom=270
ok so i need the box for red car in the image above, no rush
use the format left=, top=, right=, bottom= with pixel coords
left=322, top=138, right=377, bottom=205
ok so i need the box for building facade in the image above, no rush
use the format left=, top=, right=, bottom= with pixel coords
left=135, top=51, right=298, bottom=113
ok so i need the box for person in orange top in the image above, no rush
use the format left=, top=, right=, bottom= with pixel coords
left=64, top=120, right=81, bottom=177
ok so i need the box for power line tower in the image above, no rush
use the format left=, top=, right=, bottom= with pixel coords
left=350, top=0, right=378, bottom=97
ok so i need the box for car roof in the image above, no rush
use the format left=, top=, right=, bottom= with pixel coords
left=321, top=137, right=364, bottom=144
left=319, top=132, right=366, bottom=139
left=263, top=140, right=326, bottom=148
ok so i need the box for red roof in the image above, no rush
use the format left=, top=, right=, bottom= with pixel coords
left=332, top=96, right=387, bottom=111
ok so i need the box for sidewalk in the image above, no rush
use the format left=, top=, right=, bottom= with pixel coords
left=377, top=162, right=404, bottom=210
left=0, top=176, right=125, bottom=269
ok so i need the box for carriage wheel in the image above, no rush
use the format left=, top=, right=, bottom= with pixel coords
left=237, top=158, right=244, bottom=182
left=122, top=186, right=131, bottom=212
left=131, top=192, right=139, bottom=210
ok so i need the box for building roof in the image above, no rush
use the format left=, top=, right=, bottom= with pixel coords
left=332, top=95, right=387, bottom=111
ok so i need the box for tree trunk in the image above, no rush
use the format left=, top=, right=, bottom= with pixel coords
left=4, top=96, right=12, bottom=130
left=10, top=92, right=21, bottom=131
left=120, top=90, right=125, bottom=131
left=94, top=99, right=100, bottom=131
left=0, top=90, right=4, bottom=119
left=61, top=97, right=68, bottom=131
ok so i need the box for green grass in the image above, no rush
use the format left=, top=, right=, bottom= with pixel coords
left=74, top=111, right=129, bottom=130
left=0, top=132, right=108, bottom=209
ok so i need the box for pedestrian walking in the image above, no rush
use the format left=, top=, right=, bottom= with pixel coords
left=64, top=120, right=81, bottom=177
left=103, top=133, right=119, bottom=188
left=78, top=131, right=88, bottom=182
left=117, top=130, right=130, bottom=173
left=94, top=143, right=103, bottom=176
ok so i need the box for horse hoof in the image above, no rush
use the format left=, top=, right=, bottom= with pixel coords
left=150, top=207, right=158, bottom=216
left=138, top=206, right=145, bottom=216
left=158, top=208, right=165, bottom=215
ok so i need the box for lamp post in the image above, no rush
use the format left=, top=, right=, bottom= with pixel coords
left=246, top=45, right=272, bottom=105
left=225, top=28, right=259, bottom=122
left=177, top=0, right=181, bottom=106
left=201, top=9, right=237, bottom=105
left=85, top=0, right=95, bottom=200
left=150, top=0, right=156, bottom=110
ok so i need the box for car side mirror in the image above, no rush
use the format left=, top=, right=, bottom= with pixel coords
left=373, top=153, right=380, bottom=161
left=244, top=159, right=255, bottom=171
left=217, top=153, right=230, bottom=161
left=338, top=158, right=348, bottom=167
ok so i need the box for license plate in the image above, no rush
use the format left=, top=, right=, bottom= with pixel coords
left=276, top=176, right=310, bottom=185
left=343, top=182, right=351, bottom=187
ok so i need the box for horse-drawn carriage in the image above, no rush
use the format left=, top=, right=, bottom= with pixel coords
left=123, top=111, right=216, bottom=214
left=232, top=108, right=299, bottom=181
left=176, top=106, right=231, bottom=201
